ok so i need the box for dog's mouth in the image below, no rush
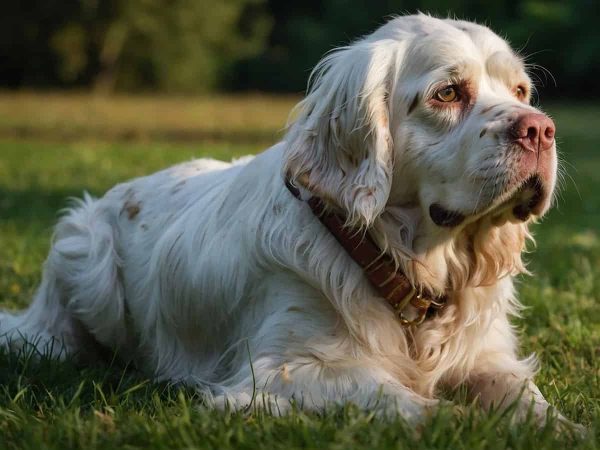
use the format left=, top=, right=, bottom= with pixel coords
left=509, top=175, right=546, bottom=221
left=429, top=174, right=547, bottom=228
left=429, top=203, right=465, bottom=228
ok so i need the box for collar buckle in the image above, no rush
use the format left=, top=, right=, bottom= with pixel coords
left=397, top=290, right=447, bottom=327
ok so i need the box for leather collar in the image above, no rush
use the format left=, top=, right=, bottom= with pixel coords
left=285, top=176, right=446, bottom=326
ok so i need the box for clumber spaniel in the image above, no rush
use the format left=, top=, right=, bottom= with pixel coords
left=1, top=14, right=579, bottom=427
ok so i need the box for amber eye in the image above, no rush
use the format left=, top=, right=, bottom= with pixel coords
left=434, top=86, right=459, bottom=102
left=516, top=85, right=526, bottom=99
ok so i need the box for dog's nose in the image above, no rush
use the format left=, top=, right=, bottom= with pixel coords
left=510, top=113, right=555, bottom=153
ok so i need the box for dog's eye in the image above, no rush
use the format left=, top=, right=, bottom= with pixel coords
left=515, top=85, right=527, bottom=100
left=434, top=86, right=459, bottom=102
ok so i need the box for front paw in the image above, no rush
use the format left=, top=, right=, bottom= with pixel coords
left=553, top=413, right=587, bottom=439
left=528, top=407, right=587, bottom=438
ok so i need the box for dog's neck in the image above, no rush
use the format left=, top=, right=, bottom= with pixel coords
left=285, top=176, right=447, bottom=326
left=374, top=207, right=531, bottom=295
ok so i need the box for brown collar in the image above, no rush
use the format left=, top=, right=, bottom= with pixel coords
left=285, top=176, right=446, bottom=326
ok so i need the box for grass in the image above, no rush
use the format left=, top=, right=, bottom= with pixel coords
left=0, top=92, right=298, bottom=144
left=0, top=94, right=598, bottom=449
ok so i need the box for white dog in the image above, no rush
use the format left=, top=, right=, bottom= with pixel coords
left=1, top=14, right=578, bottom=426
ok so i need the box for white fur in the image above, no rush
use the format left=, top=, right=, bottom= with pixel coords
left=0, top=14, right=579, bottom=428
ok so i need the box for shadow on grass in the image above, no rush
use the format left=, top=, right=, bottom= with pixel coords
left=0, top=343, right=182, bottom=414
left=0, top=187, right=104, bottom=229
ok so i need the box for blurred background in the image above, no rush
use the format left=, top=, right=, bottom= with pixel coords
left=0, top=0, right=597, bottom=145
left=1, top=0, right=599, bottom=97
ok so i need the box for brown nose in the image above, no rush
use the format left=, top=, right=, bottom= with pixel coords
left=510, top=113, right=555, bottom=153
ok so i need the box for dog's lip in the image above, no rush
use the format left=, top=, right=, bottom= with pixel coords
left=487, top=173, right=547, bottom=222
left=429, top=174, right=548, bottom=227
left=509, top=175, right=546, bottom=221
left=429, top=203, right=465, bottom=227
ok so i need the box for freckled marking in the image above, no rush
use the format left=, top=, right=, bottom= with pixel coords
left=481, top=105, right=495, bottom=114
left=494, top=110, right=503, bottom=118
left=281, top=364, right=292, bottom=383
left=407, top=94, right=420, bottom=115
left=480, top=128, right=487, bottom=138
left=141, top=223, right=148, bottom=230
left=124, top=201, right=141, bottom=220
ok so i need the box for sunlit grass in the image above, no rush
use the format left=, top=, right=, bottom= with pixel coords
left=0, top=92, right=299, bottom=144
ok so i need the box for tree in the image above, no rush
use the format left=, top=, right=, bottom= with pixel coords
left=94, top=0, right=271, bottom=93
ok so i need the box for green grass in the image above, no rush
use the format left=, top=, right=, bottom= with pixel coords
left=0, top=92, right=298, bottom=144
left=0, top=99, right=598, bottom=449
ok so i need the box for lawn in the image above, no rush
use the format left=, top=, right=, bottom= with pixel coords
left=0, top=94, right=598, bottom=449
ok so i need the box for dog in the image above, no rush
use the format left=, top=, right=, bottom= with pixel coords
left=0, top=14, right=579, bottom=427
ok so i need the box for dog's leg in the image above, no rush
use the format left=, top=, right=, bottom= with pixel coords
left=271, top=359, right=439, bottom=421
left=469, top=371, right=585, bottom=434
left=158, top=273, right=439, bottom=421
left=190, top=294, right=438, bottom=421
left=0, top=195, right=126, bottom=360
left=205, top=355, right=438, bottom=421
left=466, top=316, right=583, bottom=431
left=471, top=372, right=555, bottom=421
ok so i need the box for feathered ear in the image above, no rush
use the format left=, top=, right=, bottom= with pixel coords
left=284, top=39, right=399, bottom=228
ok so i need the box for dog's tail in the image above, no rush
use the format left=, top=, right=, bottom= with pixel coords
left=0, top=274, right=71, bottom=358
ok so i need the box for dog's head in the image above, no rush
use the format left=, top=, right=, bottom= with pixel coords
left=285, top=14, right=557, bottom=291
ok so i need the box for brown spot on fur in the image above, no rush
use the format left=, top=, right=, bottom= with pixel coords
left=124, top=202, right=141, bottom=220
left=120, top=188, right=142, bottom=220
left=280, top=364, right=292, bottom=383
left=479, top=128, right=487, bottom=138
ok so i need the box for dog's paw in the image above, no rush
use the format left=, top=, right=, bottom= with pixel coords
left=554, top=414, right=587, bottom=439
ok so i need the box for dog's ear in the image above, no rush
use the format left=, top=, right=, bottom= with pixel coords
left=284, top=39, right=399, bottom=227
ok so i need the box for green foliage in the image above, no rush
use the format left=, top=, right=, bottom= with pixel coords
left=95, top=0, right=271, bottom=92
left=0, top=0, right=270, bottom=93
left=240, top=0, right=600, bottom=96
left=1, top=0, right=598, bottom=95
left=0, top=100, right=598, bottom=447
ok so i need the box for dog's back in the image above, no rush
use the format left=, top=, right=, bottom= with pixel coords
left=0, top=155, right=255, bottom=362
